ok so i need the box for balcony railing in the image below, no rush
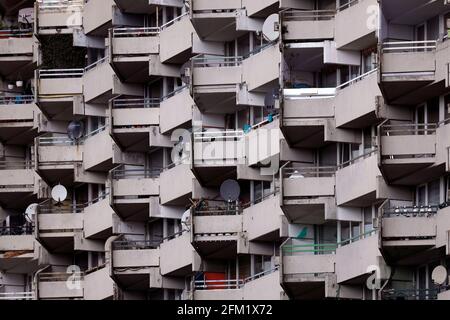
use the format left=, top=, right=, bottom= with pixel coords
left=0, top=225, right=34, bottom=236
left=112, top=98, right=160, bottom=109
left=0, top=160, right=33, bottom=170
left=193, top=267, right=279, bottom=290
left=38, top=193, right=109, bottom=214
left=112, top=239, right=162, bottom=250
left=282, top=242, right=338, bottom=255
left=381, top=288, right=439, bottom=300
left=84, top=56, right=108, bottom=73
left=383, top=205, right=438, bottom=218
left=0, top=29, right=33, bottom=38
left=282, top=166, right=336, bottom=178
left=37, top=135, right=76, bottom=146
left=283, top=87, right=336, bottom=100
left=381, top=40, right=437, bottom=53
left=112, top=27, right=160, bottom=38
left=38, top=69, right=84, bottom=79
left=282, top=9, right=335, bottom=21
left=37, top=0, right=83, bottom=10
left=160, top=12, right=189, bottom=31
left=193, top=130, right=244, bottom=142
left=38, top=272, right=84, bottom=282
left=338, top=148, right=377, bottom=169
left=0, top=95, right=34, bottom=105
left=111, top=165, right=162, bottom=179
left=337, top=0, right=360, bottom=11
left=335, top=68, right=378, bottom=90
left=193, top=199, right=241, bottom=216
left=0, top=292, right=34, bottom=300
left=379, top=123, right=437, bottom=136
left=192, top=55, right=243, bottom=67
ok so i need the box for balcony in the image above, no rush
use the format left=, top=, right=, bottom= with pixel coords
left=36, top=202, right=84, bottom=252
left=189, top=0, right=267, bottom=42
left=379, top=40, right=437, bottom=104
left=83, top=194, right=115, bottom=239
left=0, top=228, right=38, bottom=273
left=191, top=200, right=242, bottom=258
left=280, top=239, right=336, bottom=299
left=109, top=98, right=160, bottom=152
left=242, top=44, right=281, bottom=92
left=160, top=231, right=197, bottom=276
left=159, top=13, right=224, bottom=64
left=192, top=55, right=242, bottom=113
left=335, top=231, right=389, bottom=284
left=83, top=0, right=117, bottom=36
left=113, top=0, right=183, bottom=14
left=280, top=166, right=336, bottom=224
left=280, top=90, right=334, bottom=148
left=160, top=163, right=194, bottom=205
left=192, top=130, right=245, bottom=187
left=36, top=68, right=84, bottom=121
left=377, top=121, right=437, bottom=185
left=0, top=160, right=40, bottom=209
left=34, top=135, right=82, bottom=185
left=37, top=271, right=84, bottom=299
left=0, top=95, right=38, bottom=144
left=378, top=200, right=438, bottom=265
left=82, top=126, right=116, bottom=172
left=193, top=268, right=283, bottom=300
left=334, top=0, right=378, bottom=50
left=159, top=86, right=194, bottom=134
left=336, top=151, right=385, bottom=206
left=110, top=165, right=160, bottom=221
left=83, top=265, right=115, bottom=300
left=0, top=291, right=34, bottom=301
left=35, top=0, right=83, bottom=35
left=281, top=9, right=335, bottom=41
left=245, top=117, right=281, bottom=166
left=109, top=27, right=161, bottom=82
left=242, top=193, right=286, bottom=242
left=111, top=240, right=160, bottom=290
left=334, top=69, right=384, bottom=128
left=0, top=29, right=34, bottom=79
left=83, top=57, right=144, bottom=104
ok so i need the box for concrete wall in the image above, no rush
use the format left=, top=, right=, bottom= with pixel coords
left=159, top=232, right=193, bottom=275
left=113, top=178, right=159, bottom=197
left=159, top=165, right=193, bottom=205
left=336, top=154, right=380, bottom=206
left=243, top=195, right=285, bottom=240
left=160, top=89, right=194, bottom=134
left=194, top=215, right=242, bottom=234
left=83, top=198, right=114, bottom=238
left=113, top=248, right=160, bottom=268
left=83, top=267, right=114, bottom=300
left=335, top=72, right=380, bottom=127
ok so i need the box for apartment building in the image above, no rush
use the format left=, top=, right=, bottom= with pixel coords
left=0, top=0, right=450, bottom=301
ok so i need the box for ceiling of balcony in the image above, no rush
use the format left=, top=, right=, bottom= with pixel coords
left=382, top=0, right=448, bottom=25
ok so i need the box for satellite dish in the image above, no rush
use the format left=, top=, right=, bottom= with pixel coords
left=431, top=265, right=448, bottom=285
left=262, top=14, right=280, bottom=42
left=51, top=184, right=67, bottom=203
left=25, top=203, right=38, bottom=222
left=220, top=179, right=240, bottom=202
left=67, top=121, right=84, bottom=141
left=181, top=209, right=191, bottom=231
left=180, top=61, right=191, bottom=85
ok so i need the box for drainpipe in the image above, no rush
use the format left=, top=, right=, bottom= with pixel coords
left=105, top=234, right=123, bottom=287
left=33, top=265, right=50, bottom=300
